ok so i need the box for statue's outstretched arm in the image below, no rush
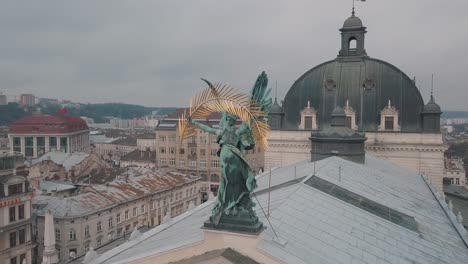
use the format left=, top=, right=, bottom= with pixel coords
left=192, top=120, right=218, bottom=135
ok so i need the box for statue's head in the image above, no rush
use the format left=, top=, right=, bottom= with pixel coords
left=223, top=112, right=237, bottom=127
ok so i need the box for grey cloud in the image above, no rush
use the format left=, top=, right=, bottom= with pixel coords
left=0, top=0, right=467, bottom=109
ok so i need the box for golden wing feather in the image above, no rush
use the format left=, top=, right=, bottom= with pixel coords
left=178, top=83, right=270, bottom=149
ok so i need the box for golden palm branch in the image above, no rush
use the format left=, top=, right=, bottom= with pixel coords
left=178, top=83, right=270, bottom=149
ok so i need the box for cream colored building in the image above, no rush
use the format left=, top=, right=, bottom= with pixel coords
left=0, top=153, right=33, bottom=264
left=33, top=168, right=201, bottom=263
left=93, top=137, right=138, bottom=161
left=155, top=110, right=265, bottom=196
left=445, top=158, right=466, bottom=186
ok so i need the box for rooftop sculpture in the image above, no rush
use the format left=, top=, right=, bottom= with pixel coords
left=178, top=72, right=272, bottom=233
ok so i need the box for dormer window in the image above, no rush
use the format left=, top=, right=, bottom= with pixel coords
left=343, top=99, right=357, bottom=130
left=379, top=100, right=400, bottom=131
left=299, top=101, right=317, bottom=130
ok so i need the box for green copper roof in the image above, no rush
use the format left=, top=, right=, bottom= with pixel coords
left=282, top=57, right=425, bottom=132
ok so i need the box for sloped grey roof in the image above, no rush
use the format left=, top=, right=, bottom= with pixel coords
left=91, top=155, right=468, bottom=264
left=32, top=151, right=89, bottom=171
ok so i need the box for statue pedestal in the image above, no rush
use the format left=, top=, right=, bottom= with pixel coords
left=204, top=212, right=264, bottom=234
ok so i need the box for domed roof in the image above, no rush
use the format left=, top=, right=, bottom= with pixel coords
left=270, top=98, right=283, bottom=113
left=423, top=96, right=442, bottom=114
left=282, top=58, right=425, bottom=132
left=343, top=14, right=363, bottom=28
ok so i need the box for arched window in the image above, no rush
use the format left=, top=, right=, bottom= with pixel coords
left=348, top=37, right=357, bottom=50
left=84, top=225, right=90, bottom=237
left=69, top=229, right=76, bottom=241
left=210, top=174, right=220, bottom=182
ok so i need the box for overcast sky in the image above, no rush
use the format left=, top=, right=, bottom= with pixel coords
left=1, top=1, right=467, bottom=110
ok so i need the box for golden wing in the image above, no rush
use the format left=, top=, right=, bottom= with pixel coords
left=178, top=83, right=270, bottom=149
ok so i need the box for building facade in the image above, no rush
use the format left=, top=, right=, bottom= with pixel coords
left=265, top=12, right=446, bottom=191
left=0, top=153, right=33, bottom=264
left=445, top=158, right=466, bottom=186
left=33, top=168, right=201, bottom=263
left=19, top=94, right=35, bottom=107
left=8, top=115, right=90, bottom=159
left=93, top=137, right=137, bottom=161
left=155, top=110, right=265, bottom=196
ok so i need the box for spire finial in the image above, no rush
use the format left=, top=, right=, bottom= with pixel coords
left=275, top=81, right=278, bottom=100
left=307, top=100, right=310, bottom=108
left=346, top=99, right=349, bottom=108
left=352, top=7, right=355, bottom=16
left=388, top=99, right=391, bottom=107
left=431, top=73, right=434, bottom=99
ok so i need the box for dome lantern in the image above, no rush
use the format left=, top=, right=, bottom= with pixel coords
left=338, top=10, right=368, bottom=60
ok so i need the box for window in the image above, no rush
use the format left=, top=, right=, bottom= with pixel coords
left=201, top=174, right=208, bottom=181
left=37, top=136, right=45, bottom=156
left=9, top=207, right=16, bottom=222
left=189, top=147, right=196, bottom=156
left=141, top=204, right=145, bottom=214
left=133, top=221, right=138, bottom=227
left=19, top=254, right=26, bottom=264
left=199, top=160, right=206, bottom=168
left=179, top=159, right=185, bottom=167
left=210, top=174, right=220, bottom=182
left=384, top=117, right=394, bottom=130
left=169, top=158, right=175, bottom=165
left=125, top=224, right=131, bottom=231
left=159, top=135, right=166, bottom=142
left=117, top=213, right=121, bottom=223
left=85, top=225, right=90, bottom=237
left=133, top=207, right=137, bottom=217
left=69, top=248, right=77, bottom=256
left=97, top=221, right=102, bottom=232
left=117, top=228, right=123, bottom=236
left=191, top=136, right=196, bottom=143
left=451, top=178, right=454, bottom=184
left=55, top=229, right=60, bottom=241
left=211, top=149, right=217, bottom=156
left=168, top=135, right=176, bottom=142
left=160, top=158, right=166, bottom=165
left=69, top=229, right=77, bottom=240
left=125, top=210, right=129, bottom=220
left=345, top=116, right=352, bottom=128
left=10, top=231, right=17, bottom=247
left=169, top=147, right=175, bottom=154
left=18, top=204, right=24, bottom=220
left=97, top=238, right=102, bottom=247
left=189, top=159, right=196, bottom=167
left=25, top=137, right=33, bottom=157
left=18, top=229, right=25, bottom=244
left=108, top=217, right=113, bottom=227
left=456, top=178, right=460, bottom=185
left=211, top=159, right=220, bottom=168
left=10, top=257, right=17, bottom=264
left=179, top=148, right=185, bottom=155
left=200, top=149, right=206, bottom=156
left=60, top=137, right=68, bottom=152
left=304, top=116, right=313, bottom=130
left=159, top=147, right=166, bottom=154
left=50, top=137, right=57, bottom=151
left=349, top=37, right=357, bottom=50
left=13, top=137, right=21, bottom=153
left=8, top=183, right=23, bottom=196
left=84, top=242, right=90, bottom=253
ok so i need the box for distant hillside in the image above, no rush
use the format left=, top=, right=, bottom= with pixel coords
left=442, top=111, right=468, bottom=119
left=0, top=103, right=28, bottom=126
left=0, top=102, right=176, bottom=125
left=41, top=103, right=176, bottom=123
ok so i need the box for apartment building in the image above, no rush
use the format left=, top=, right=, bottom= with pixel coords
left=0, top=153, right=33, bottom=264
left=33, top=168, right=201, bottom=262
left=155, top=109, right=265, bottom=196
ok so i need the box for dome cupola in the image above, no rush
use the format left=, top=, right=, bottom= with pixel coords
left=338, top=9, right=367, bottom=60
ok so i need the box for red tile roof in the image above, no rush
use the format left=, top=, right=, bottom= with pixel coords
left=10, top=115, right=89, bottom=134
